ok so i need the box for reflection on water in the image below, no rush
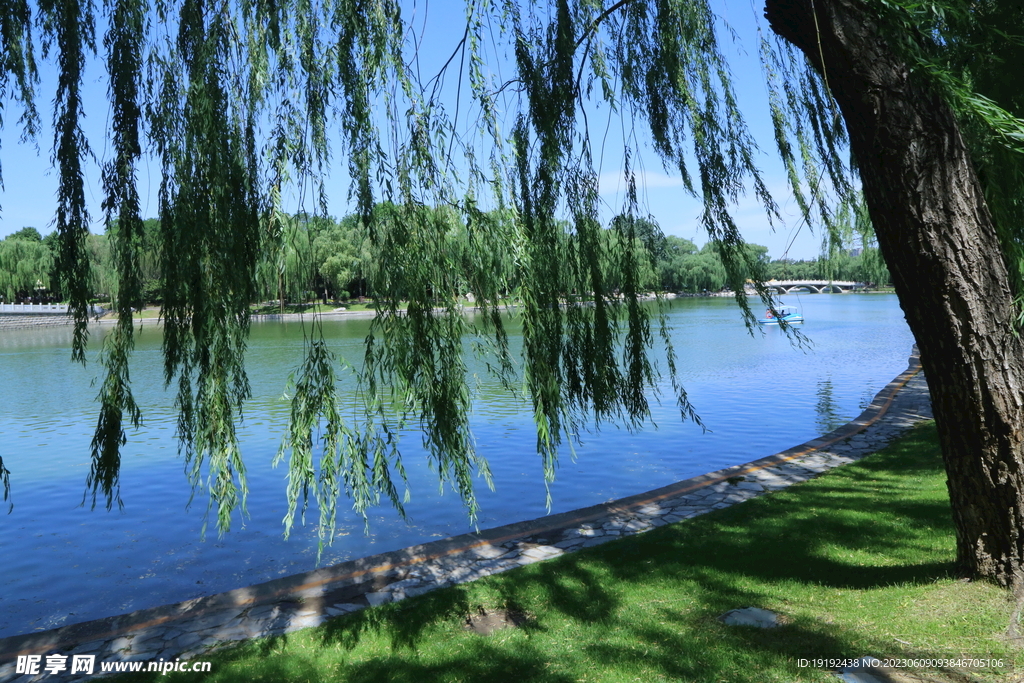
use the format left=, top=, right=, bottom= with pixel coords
left=814, top=377, right=845, bottom=434
left=859, top=386, right=877, bottom=410
left=0, top=295, right=915, bottom=638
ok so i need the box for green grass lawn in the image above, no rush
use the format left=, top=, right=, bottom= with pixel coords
left=251, top=303, right=348, bottom=315
left=96, top=306, right=161, bottom=320
left=251, top=301, right=392, bottom=314
left=119, top=423, right=1020, bottom=682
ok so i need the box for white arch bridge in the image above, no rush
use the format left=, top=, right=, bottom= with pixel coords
left=763, top=280, right=865, bottom=294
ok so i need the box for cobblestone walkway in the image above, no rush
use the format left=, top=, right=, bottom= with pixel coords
left=0, top=350, right=933, bottom=681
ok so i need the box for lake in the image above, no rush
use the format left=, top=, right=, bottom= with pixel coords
left=0, top=294, right=915, bottom=638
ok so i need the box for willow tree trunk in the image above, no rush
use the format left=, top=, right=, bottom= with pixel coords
left=765, top=0, right=1024, bottom=587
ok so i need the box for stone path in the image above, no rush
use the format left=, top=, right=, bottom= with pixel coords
left=0, top=350, right=933, bottom=682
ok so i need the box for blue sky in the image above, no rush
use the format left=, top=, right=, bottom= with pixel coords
left=0, top=0, right=835, bottom=260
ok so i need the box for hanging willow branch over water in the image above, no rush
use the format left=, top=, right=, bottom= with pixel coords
left=1, top=0, right=874, bottom=541
left=86, top=0, right=146, bottom=512
left=39, top=0, right=95, bottom=361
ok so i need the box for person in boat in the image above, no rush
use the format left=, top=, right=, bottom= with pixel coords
left=765, top=309, right=774, bottom=319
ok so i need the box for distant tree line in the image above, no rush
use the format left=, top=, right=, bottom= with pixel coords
left=764, top=250, right=890, bottom=287
left=0, top=207, right=889, bottom=306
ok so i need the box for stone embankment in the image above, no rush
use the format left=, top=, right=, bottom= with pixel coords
left=0, top=349, right=933, bottom=682
left=0, top=315, right=76, bottom=331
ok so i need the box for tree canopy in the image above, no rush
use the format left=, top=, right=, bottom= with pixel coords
left=0, top=230, right=53, bottom=301
left=1, top=0, right=1022, bottom=580
left=0, top=207, right=888, bottom=308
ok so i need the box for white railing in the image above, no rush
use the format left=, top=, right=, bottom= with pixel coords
left=0, top=303, right=70, bottom=314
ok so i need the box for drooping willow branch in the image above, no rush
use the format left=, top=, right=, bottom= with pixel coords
left=3, top=0, right=877, bottom=545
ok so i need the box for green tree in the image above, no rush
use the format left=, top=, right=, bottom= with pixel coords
left=86, top=233, right=115, bottom=301
left=610, top=214, right=667, bottom=263
left=450, top=206, right=520, bottom=301
left=598, top=217, right=659, bottom=293
left=684, top=248, right=728, bottom=293
left=657, top=236, right=698, bottom=292
left=339, top=213, right=375, bottom=299
left=659, top=242, right=728, bottom=293
left=853, top=249, right=890, bottom=288
left=658, top=241, right=767, bottom=293
left=849, top=197, right=890, bottom=287
left=3, top=0, right=1024, bottom=586
left=0, top=234, right=53, bottom=301
left=8, top=226, right=43, bottom=242
left=139, top=218, right=163, bottom=303
left=313, top=217, right=360, bottom=301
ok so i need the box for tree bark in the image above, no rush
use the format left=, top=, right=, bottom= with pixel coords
left=765, top=0, right=1024, bottom=587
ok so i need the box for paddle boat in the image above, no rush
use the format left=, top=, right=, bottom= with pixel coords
left=758, top=306, right=804, bottom=325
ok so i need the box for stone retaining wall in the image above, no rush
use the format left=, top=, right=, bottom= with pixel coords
left=0, top=315, right=73, bottom=330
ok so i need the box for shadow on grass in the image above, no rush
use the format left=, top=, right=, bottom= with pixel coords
left=123, top=424, right=1002, bottom=683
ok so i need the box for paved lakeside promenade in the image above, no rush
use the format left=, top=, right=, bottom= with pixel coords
left=0, top=348, right=933, bottom=682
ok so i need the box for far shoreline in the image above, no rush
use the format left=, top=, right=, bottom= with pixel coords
left=0, top=288, right=897, bottom=331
